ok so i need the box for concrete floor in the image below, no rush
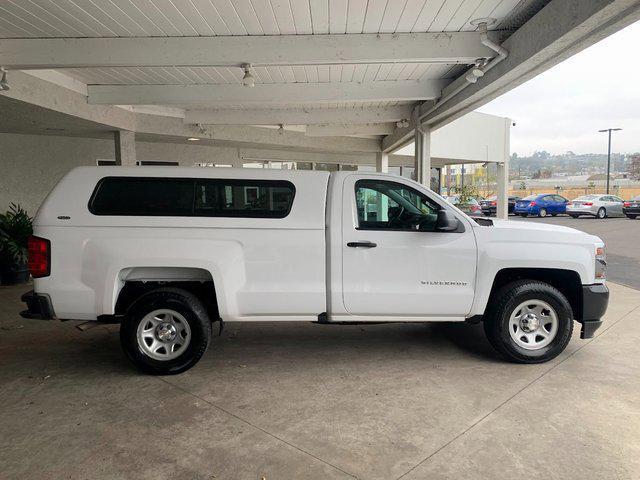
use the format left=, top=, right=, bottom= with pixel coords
left=1, top=282, right=639, bottom=480
left=514, top=215, right=640, bottom=289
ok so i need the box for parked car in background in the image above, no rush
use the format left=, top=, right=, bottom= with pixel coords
left=514, top=194, right=569, bottom=217
left=446, top=195, right=482, bottom=216
left=623, top=196, right=640, bottom=219
left=480, top=196, right=520, bottom=216
left=567, top=194, right=625, bottom=219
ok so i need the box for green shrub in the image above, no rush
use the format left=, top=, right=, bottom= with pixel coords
left=0, top=204, right=33, bottom=267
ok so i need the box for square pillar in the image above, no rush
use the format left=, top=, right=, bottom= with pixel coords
left=496, top=118, right=511, bottom=219
left=414, top=126, right=431, bottom=187
left=496, top=162, right=508, bottom=219
left=114, top=130, right=137, bottom=166
left=376, top=152, right=389, bottom=173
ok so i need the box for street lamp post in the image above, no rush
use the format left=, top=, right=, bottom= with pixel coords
left=598, top=128, right=622, bottom=194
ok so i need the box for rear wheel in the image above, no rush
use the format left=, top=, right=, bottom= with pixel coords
left=569, top=214, right=579, bottom=218
left=538, top=208, right=547, bottom=217
left=483, top=280, right=573, bottom=363
left=597, top=207, right=607, bottom=219
left=520, top=213, right=528, bottom=218
left=627, top=214, right=637, bottom=219
left=120, top=288, right=211, bottom=375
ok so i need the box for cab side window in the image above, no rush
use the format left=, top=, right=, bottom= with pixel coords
left=355, top=180, right=440, bottom=231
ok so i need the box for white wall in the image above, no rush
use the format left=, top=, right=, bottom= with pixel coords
left=0, top=133, right=240, bottom=215
left=396, top=111, right=511, bottom=163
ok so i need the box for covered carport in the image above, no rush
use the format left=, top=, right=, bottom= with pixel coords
left=2, top=1, right=640, bottom=479
left=3, top=1, right=637, bottom=219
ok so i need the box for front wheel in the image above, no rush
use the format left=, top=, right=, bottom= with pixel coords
left=538, top=208, right=547, bottom=217
left=483, top=280, right=573, bottom=363
left=597, top=207, right=607, bottom=219
left=569, top=214, right=579, bottom=218
left=120, top=288, right=212, bottom=375
left=627, top=214, right=637, bottom=219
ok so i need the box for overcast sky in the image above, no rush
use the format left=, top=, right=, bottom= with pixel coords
left=477, top=19, right=640, bottom=157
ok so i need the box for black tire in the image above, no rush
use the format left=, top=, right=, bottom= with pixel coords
left=551, top=213, right=558, bottom=217
left=520, top=213, right=528, bottom=218
left=483, top=280, right=574, bottom=363
left=597, top=207, right=606, bottom=219
left=120, top=287, right=211, bottom=375
left=569, top=214, right=579, bottom=218
left=538, top=208, right=547, bottom=217
left=626, top=215, right=636, bottom=219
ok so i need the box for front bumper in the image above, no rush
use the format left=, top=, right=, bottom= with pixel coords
left=578, top=283, right=609, bottom=339
left=20, top=290, right=56, bottom=320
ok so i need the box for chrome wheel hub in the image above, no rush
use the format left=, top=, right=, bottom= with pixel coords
left=136, top=309, right=191, bottom=361
left=520, top=313, right=540, bottom=332
left=156, top=323, right=177, bottom=342
left=508, top=300, right=558, bottom=350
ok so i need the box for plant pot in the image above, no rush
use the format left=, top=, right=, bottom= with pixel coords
left=0, top=261, right=30, bottom=285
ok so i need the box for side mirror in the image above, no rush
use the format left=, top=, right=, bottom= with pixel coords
left=436, top=209, right=459, bottom=232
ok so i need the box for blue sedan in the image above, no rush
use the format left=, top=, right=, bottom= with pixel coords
left=514, top=194, right=569, bottom=217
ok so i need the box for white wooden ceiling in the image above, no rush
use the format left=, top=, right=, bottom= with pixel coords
left=0, top=0, right=546, bottom=134
left=0, top=0, right=525, bottom=37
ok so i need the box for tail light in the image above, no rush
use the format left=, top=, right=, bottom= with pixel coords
left=27, top=236, right=50, bottom=278
left=624, top=202, right=631, bottom=207
left=529, top=201, right=536, bottom=206
left=583, top=202, right=593, bottom=206
left=490, top=201, right=497, bottom=206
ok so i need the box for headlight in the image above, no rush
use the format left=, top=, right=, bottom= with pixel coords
left=595, top=245, right=606, bottom=279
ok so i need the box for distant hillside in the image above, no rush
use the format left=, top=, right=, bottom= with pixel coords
left=510, top=151, right=635, bottom=177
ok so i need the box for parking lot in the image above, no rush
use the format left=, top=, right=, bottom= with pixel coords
left=1, top=214, right=639, bottom=480
left=513, top=215, right=640, bottom=289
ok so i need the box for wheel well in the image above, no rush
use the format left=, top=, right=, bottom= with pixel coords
left=115, top=280, right=220, bottom=322
left=488, top=268, right=582, bottom=319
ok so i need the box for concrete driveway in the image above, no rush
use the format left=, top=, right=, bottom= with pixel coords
left=1, top=280, right=639, bottom=480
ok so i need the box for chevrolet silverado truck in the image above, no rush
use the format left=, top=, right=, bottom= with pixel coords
left=21, top=167, right=609, bottom=374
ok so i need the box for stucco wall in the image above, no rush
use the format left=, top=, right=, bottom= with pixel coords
left=0, top=132, right=241, bottom=215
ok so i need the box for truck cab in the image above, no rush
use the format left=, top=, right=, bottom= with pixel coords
left=22, top=167, right=609, bottom=374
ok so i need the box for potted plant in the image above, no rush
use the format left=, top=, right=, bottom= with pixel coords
left=0, top=203, right=33, bottom=285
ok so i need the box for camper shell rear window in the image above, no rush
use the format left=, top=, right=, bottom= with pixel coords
left=88, top=176, right=296, bottom=218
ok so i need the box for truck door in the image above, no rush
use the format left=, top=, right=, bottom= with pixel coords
left=341, top=175, right=477, bottom=318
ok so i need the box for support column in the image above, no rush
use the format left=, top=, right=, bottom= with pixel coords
left=375, top=152, right=389, bottom=173
left=114, top=130, right=137, bottom=166
left=414, top=125, right=431, bottom=187
left=496, top=118, right=511, bottom=220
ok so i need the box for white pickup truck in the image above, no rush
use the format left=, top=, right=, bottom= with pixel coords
left=22, top=167, right=609, bottom=374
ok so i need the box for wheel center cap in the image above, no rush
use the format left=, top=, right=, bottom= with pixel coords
left=156, top=323, right=177, bottom=342
left=520, top=313, right=540, bottom=332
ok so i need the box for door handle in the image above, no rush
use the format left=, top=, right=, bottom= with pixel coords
left=347, top=241, right=377, bottom=248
